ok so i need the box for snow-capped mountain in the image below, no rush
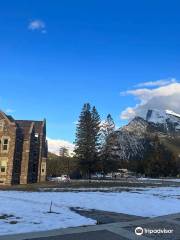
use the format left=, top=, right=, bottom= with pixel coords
left=166, top=110, right=180, bottom=119
left=108, top=109, right=180, bottom=161
left=108, top=117, right=151, bottom=161
left=146, top=109, right=180, bottom=132
left=47, top=138, right=75, bottom=157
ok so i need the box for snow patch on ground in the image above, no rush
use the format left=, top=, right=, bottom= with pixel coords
left=0, top=187, right=180, bottom=235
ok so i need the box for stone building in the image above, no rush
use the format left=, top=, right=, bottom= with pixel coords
left=0, top=111, right=47, bottom=185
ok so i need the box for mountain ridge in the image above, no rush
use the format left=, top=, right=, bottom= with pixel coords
left=109, top=109, right=180, bottom=162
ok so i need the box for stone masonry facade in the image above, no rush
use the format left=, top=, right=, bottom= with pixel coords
left=0, top=111, right=47, bottom=185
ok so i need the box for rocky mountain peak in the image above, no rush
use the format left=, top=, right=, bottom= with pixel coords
left=146, top=109, right=180, bottom=132
left=108, top=109, right=180, bottom=162
left=122, top=116, right=148, bottom=134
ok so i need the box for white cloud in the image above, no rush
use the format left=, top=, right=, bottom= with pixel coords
left=136, top=78, right=176, bottom=87
left=121, top=107, right=136, bottom=120
left=47, top=137, right=74, bottom=156
left=120, top=80, right=180, bottom=120
left=28, top=20, right=46, bottom=33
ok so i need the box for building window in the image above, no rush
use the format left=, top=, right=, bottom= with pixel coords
left=1, top=166, right=5, bottom=172
left=33, top=151, right=38, bottom=158
left=33, top=163, right=36, bottom=173
left=0, top=121, right=4, bottom=131
left=1, top=137, right=10, bottom=152
left=0, top=157, right=7, bottom=174
left=3, top=139, right=9, bottom=151
left=41, top=162, right=46, bottom=175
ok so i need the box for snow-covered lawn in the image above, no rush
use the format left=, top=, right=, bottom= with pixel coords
left=0, top=187, right=180, bottom=235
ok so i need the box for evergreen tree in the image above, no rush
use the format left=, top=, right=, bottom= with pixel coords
left=74, top=103, right=101, bottom=178
left=144, top=135, right=178, bottom=177
left=127, top=133, right=178, bottom=178
left=100, top=114, right=115, bottom=144
left=100, top=114, right=117, bottom=174
left=91, top=106, right=101, bottom=172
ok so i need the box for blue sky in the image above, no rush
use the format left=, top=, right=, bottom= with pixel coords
left=0, top=0, right=180, bottom=145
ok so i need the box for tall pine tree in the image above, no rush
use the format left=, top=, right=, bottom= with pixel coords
left=100, top=114, right=117, bottom=174
left=100, top=114, right=115, bottom=144
left=75, top=103, right=101, bottom=178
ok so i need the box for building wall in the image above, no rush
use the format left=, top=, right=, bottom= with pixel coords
left=37, top=121, right=47, bottom=183
left=0, top=112, right=47, bottom=185
left=27, top=131, right=40, bottom=183
left=0, top=114, right=17, bottom=185
left=11, top=128, right=24, bottom=184
left=19, top=124, right=34, bottom=184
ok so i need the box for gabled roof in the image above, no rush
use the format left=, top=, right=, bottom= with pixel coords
left=15, top=121, right=34, bottom=139
left=15, top=120, right=44, bottom=134
left=6, top=115, right=15, bottom=122
left=0, top=111, right=16, bottom=125
left=0, top=110, right=45, bottom=138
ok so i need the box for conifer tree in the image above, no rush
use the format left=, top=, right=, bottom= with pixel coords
left=91, top=106, right=101, bottom=151
left=74, top=103, right=101, bottom=178
left=100, top=114, right=115, bottom=144
left=100, top=114, right=117, bottom=174
left=144, top=135, right=178, bottom=177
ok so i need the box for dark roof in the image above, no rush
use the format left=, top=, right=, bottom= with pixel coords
left=0, top=112, right=15, bottom=123
left=6, top=115, right=15, bottom=122
left=1, top=111, right=45, bottom=138
left=15, top=120, right=44, bottom=134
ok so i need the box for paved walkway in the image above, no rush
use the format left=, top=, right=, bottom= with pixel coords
left=70, top=207, right=148, bottom=224
left=0, top=211, right=180, bottom=240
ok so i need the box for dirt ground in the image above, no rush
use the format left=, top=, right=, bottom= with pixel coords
left=0, top=179, right=179, bottom=191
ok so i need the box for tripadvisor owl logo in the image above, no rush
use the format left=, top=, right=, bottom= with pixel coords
left=135, top=227, right=144, bottom=236
left=135, top=226, right=174, bottom=236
